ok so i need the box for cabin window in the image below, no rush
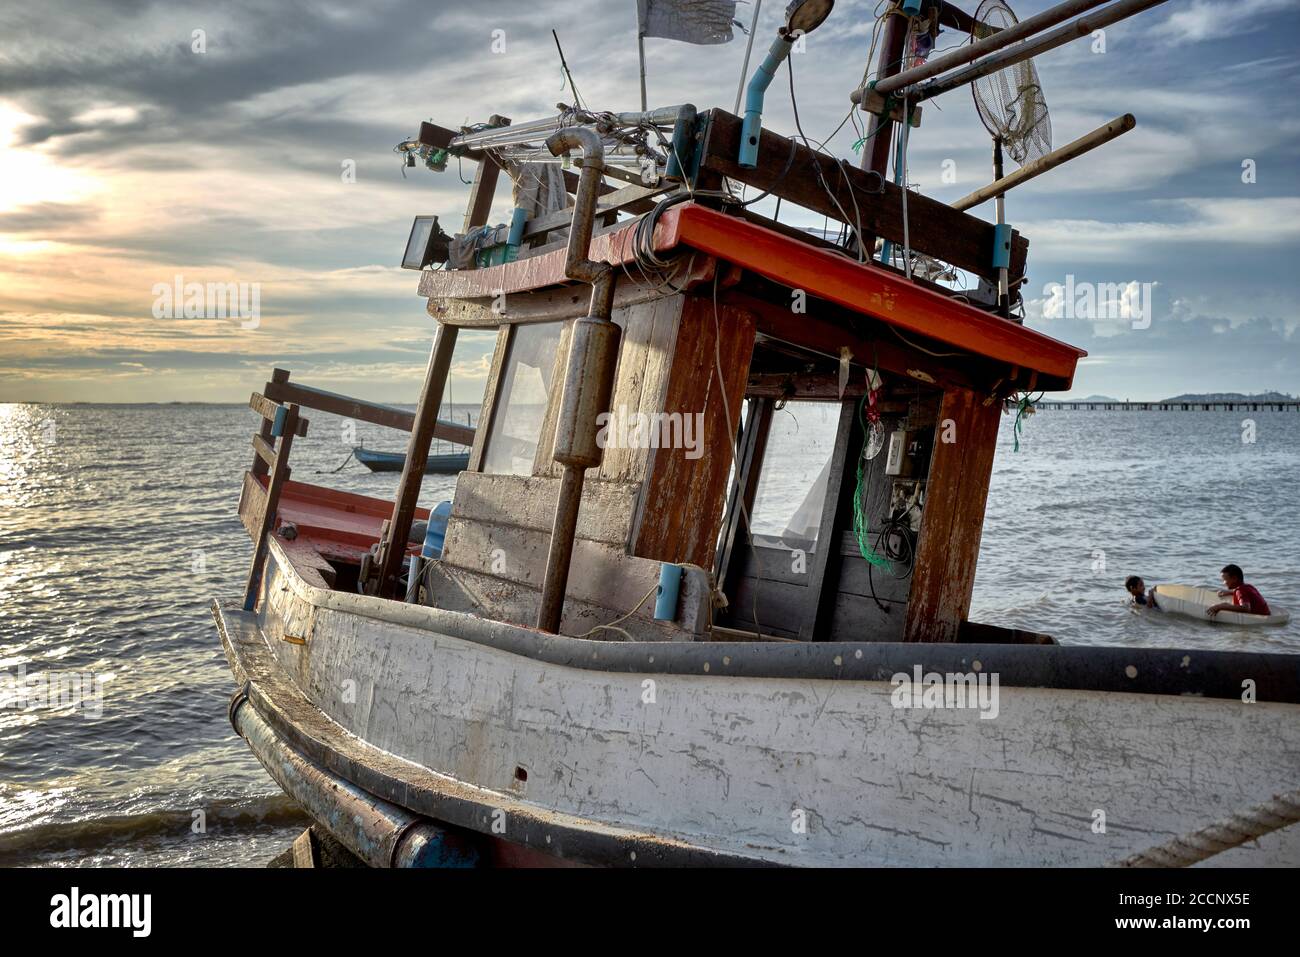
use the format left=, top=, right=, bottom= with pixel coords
left=748, top=401, right=840, bottom=552
left=481, top=322, right=563, bottom=476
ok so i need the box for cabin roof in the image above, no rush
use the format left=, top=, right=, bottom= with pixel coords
left=420, top=201, right=1086, bottom=387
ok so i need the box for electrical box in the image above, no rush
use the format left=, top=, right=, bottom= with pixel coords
left=885, top=429, right=932, bottom=478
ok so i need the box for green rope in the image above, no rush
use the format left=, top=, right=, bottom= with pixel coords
left=1011, top=392, right=1043, bottom=452
left=852, top=393, right=892, bottom=568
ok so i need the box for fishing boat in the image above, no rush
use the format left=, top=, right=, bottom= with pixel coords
left=212, top=0, right=1300, bottom=868
left=353, top=446, right=471, bottom=474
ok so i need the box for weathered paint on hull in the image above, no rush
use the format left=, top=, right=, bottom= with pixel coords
left=217, top=537, right=1300, bottom=867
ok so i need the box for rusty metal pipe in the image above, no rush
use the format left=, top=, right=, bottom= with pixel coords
left=546, top=126, right=608, bottom=288
left=230, top=691, right=479, bottom=868
left=855, top=0, right=1110, bottom=101
left=537, top=127, right=622, bottom=634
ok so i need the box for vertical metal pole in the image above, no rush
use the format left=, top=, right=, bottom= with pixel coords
left=859, top=7, right=909, bottom=260
left=538, top=465, right=584, bottom=633
left=638, top=34, right=648, bottom=111
left=860, top=11, right=908, bottom=178
left=993, top=138, right=1008, bottom=310
left=733, top=0, right=763, bottom=114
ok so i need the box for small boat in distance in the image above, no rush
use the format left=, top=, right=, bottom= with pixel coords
left=354, top=446, right=469, bottom=474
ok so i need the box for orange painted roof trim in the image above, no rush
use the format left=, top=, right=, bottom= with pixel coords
left=420, top=202, right=1086, bottom=384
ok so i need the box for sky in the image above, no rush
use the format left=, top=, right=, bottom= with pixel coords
left=1, top=0, right=1298, bottom=404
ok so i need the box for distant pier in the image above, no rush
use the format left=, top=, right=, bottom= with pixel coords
left=1038, top=400, right=1300, bottom=412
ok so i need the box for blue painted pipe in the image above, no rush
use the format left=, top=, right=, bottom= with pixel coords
left=654, top=563, right=682, bottom=621
left=506, top=205, right=528, bottom=247
left=739, top=36, right=795, bottom=168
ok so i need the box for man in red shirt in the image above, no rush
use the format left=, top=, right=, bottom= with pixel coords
left=1207, top=564, right=1271, bottom=618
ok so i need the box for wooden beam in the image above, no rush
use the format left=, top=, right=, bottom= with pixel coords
left=251, top=434, right=276, bottom=469
left=697, top=108, right=1028, bottom=284
left=746, top=371, right=913, bottom=402
left=724, top=288, right=990, bottom=395
left=428, top=256, right=717, bottom=327
left=374, top=324, right=459, bottom=595
left=244, top=404, right=300, bottom=610
left=265, top=376, right=472, bottom=446
left=238, top=470, right=267, bottom=540
left=251, top=368, right=289, bottom=477
left=468, top=326, right=511, bottom=472
left=462, top=114, right=509, bottom=233
left=903, top=387, right=1002, bottom=642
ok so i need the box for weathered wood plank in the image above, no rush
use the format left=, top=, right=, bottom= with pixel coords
left=278, top=538, right=337, bottom=591
left=238, top=470, right=267, bottom=541
left=597, top=296, right=686, bottom=483
left=264, top=375, right=472, bottom=446
left=248, top=393, right=310, bottom=436
left=251, top=369, right=289, bottom=477
left=461, top=115, right=509, bottom=234
left=245, top=404, right=300, bottom=610
left=447, top=472, right=637, bottom=546
left=427, top=257, right=716, bottom=327
left=423, top=561, right=704, bottom=640
left=632, top=295, right=756, bottom=568
left=436, top=521, right=708, bottom=635
left=468, top=326, right=512, bottom=472
left=252, top=434, right=276, bottom=469
left=904, top=388, right=1002, bottom=642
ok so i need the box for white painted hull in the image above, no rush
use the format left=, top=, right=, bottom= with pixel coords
left=218, top=538, right=1300, bottom=867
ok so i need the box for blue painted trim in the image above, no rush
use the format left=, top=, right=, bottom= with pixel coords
left=271, top=405, right=287, bottom=438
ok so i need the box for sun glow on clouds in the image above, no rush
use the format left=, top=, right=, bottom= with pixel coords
left=0, top=104, right=101, bottom=214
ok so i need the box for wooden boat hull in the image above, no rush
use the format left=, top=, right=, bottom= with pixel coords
left=214, top=537, right=1300, bottom=867
left=354, top=446, right=469, bottom=474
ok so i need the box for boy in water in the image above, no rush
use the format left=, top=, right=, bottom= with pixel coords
left=1207, top=564, right=1271, bottom=618
left=1125, top=575, right=1159, bottom=609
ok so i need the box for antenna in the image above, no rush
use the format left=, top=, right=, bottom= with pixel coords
left=552, top=30, right=585, bottom=110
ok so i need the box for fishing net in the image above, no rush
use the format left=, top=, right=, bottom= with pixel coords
left=970, top=0, right=1051, bottom=166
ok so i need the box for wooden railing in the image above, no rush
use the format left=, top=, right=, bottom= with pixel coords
left=240, top=367, right=475, bottom=610
left=244, top=385, right=308, bottom=609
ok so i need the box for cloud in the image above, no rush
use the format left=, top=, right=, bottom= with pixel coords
left=1153, top=0, right=1297, bottom=45
left=0, top=0, right=1298, bottom=402
left=1020, top=198, right=1300, bottom=260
